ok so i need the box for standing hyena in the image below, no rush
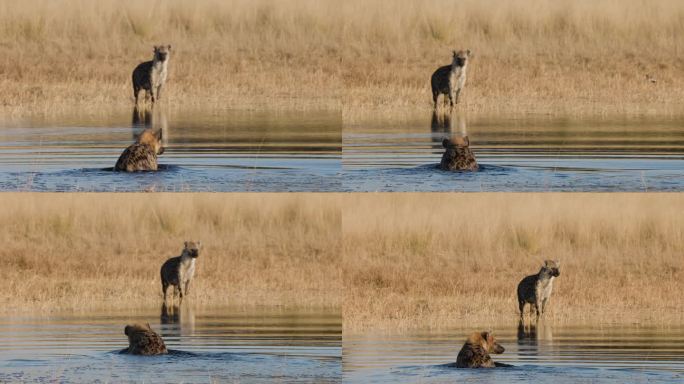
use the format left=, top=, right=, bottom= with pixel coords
left=160, top=241, right=201, bottom=304
left=132, top=45, right=171, bottom=104
left=517, top=260, right=561, bottom=321
left=431, top=49, right=471, bottom=109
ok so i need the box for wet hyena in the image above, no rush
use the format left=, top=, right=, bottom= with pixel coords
left=455, top=331, right=507, bottom=368
left=431, top=49, right=471, bottom=109
left=114, top=129, right=164, bottom=172
left=123, top=323, right=168, bottom=355
left=439, top=136, right=478, bottom=171
left=160, top=241, right=201, bottom=304
left=517, top=260, right=561, bottom=321
left=132, top=45, right=171, bottom=104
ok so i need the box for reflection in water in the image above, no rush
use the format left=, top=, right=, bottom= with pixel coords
left=343, top=115, right=684, bottom=191
left=0, top=306, right=341, bottom=382
left=160, top=303, right=195, bottom=338
left=0, top=108, right=341, bottom=191
left=344, top=323, right=684, bottom=383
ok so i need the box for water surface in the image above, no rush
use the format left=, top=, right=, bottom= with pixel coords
left=344, top=322, right=684, bottom=383
left=0, top=306, right=341, bottom=383
left=343, top=113, right=684, bottom=191
left=0, top=108, right=341, bottom=191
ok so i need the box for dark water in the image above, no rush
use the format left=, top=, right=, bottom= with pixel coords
left=343, top=322, right=684, bottom=383
left=0, top=108, right=341, bottom=191
left=0, top=306, right=341, bottom=383
left=343, top=113, right=684, bottom=191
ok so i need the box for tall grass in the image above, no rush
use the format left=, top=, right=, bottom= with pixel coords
left=0, top=193, right=341, bottom=312
left=343, top=193, right=684, bottom=330
left=1, top=0, right=683, bottom=116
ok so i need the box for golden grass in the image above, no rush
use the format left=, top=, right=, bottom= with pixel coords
left=0, top=193, right=341, bottom=312
left=341, top=0, right=684, bottom=123
left=343, top=193, right=684, bottom=331
left=0, top=0, right=342, bottom=115
left=2, top=0, right=684, bottom=118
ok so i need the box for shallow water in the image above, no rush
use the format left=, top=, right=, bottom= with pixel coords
left=0, top=108, right=341, bottom=191
left=0, top=306, right=341, bottom=383
left=343, top=322, right=684, bottom=383
left=343, top=113, right=684, bottom=191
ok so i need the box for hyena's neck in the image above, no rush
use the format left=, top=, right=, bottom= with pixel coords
left=180, top=251, right=194, bottom=263
left=153, top=59, right=168, bottom=72
left=451, top=62, right=466, bottom=74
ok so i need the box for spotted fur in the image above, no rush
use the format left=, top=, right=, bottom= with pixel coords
left=124, top=323, right=168, bottom=355
left=439, top=137, right=478, bottom=171
left=114, top=129, right=164, bottom=172
left=517, top=260, right=561, bottom=321
left=161, top=241, right=202, bottom=304
left=455, top=331, right=506, bottom=368
left=431, top=49, right=471, bottom=108
left=132, top=45, right=171, bottom=104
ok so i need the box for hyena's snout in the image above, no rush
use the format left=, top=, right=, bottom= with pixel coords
left=188, top=249, right=199, bottom=258
left=157, top=146, right=165, bottom=155
left=455, top=57, right=466, bottom=66
left=552, top=268, right=560, bottom=277
left=492, top=343, right=505, bottom=354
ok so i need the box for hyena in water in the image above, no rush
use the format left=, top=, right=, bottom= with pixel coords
left=160, top=241, right=201, bottom=304
left=431, top=49, right=471, bottom=109
left=517, top=260, right=561, bottom=321
left=123, top=323, right=168, bottom=355
left=439, top=136, right=478, bottom=171
left=132, top=45, right=171, bottom=104
left=455, top=331, right=507, bottom=368
left=114, top=129, right=164, bottom=172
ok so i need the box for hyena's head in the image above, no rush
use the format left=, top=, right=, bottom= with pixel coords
left=470, top=331, right=505, bottom=354
left=125, top=323, right=152, bottom=338
left=541, top=259, right=561, bottom=277
left=137, top=129, right=164, bottom=155
left=452, top=49, right=471, bottom=67
left=183, top=241, right=202, bottom=259
left=154, top=45, right=172, bottom=63
left=442, top=136, right=470, bottom=149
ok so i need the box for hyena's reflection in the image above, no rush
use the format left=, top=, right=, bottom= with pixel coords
left=159, top=302, right=195, bottom=338
left=517, top=319, right=554, bottom=352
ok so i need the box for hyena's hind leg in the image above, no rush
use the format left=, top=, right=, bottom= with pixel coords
left=518, top=300, right=526, bottom=321
left=133, top=85, right=141, bottom=105
left=162, top=280, right=169, bottom=303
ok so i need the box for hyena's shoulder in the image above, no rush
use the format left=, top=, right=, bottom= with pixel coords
left=115, top=143, right=158, bottom=171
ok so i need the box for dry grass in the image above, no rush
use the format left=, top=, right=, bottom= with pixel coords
left=0, top=0, right=342, bottom=115
left=343, top=193, right=684, bottom=331
left=0, top=193, right=341, bottom=312
left=341, top=0, right=684, bottom=123
left=2, top=0, right=684, bottom=118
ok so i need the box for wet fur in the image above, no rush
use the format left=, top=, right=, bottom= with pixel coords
left=439, top=137, right=478, bottom=171
left=114, top=129, right=164, bottom=172
left=455, top=331, right=506, bottom=368
left=124, top=323, right=168, bottom=355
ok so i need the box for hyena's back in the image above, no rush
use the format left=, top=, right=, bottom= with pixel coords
left=132, top=60, right=154, bottom=97
left=431, top=65, right=452, bottom=97
left=114, top=143, right=159, bottom=172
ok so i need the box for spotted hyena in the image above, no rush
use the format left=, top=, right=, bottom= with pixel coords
left=132, top=45, right=171, bottom=104
left=123, top=323, right=168, bottom=355
left=517, top=260, right=561, bottom=321
left=455, top=331, right=506, bottom=368
left=431, top=49, right=471, bottom=109
left=160, top=241, right=201, bottom=304
left=114, top=129, right=164, bottom=172
left=439, top=137, right=478, bottom=171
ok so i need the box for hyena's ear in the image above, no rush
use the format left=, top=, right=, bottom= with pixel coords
left=452, top=50, right=457, bottom=57
left=197, top=241, right=202, bottom=248
left=442, top=138, right=450, bottom=148
left=167, top=44, right=172, bottom=51
left=466, top=49, right=472, bottom=56
left=155, top=129, right=162, bottom=141
left=184, top=241, right=189, bottom=249
left=463, top=136, right=470, bottom=147
left=481, top=331, right=492, bottom=348
left=146, top=322, right=151, bottom=330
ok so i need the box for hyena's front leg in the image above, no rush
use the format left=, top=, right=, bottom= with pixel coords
left=184, top=280, right=191, bottom=297
left=448, top=90, right=455, bottom=108
left=541, top=297, right=549, bottom=315
left=156, top=85, right=163, bottom=102
left=454, top=88, right=462, bottom=105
